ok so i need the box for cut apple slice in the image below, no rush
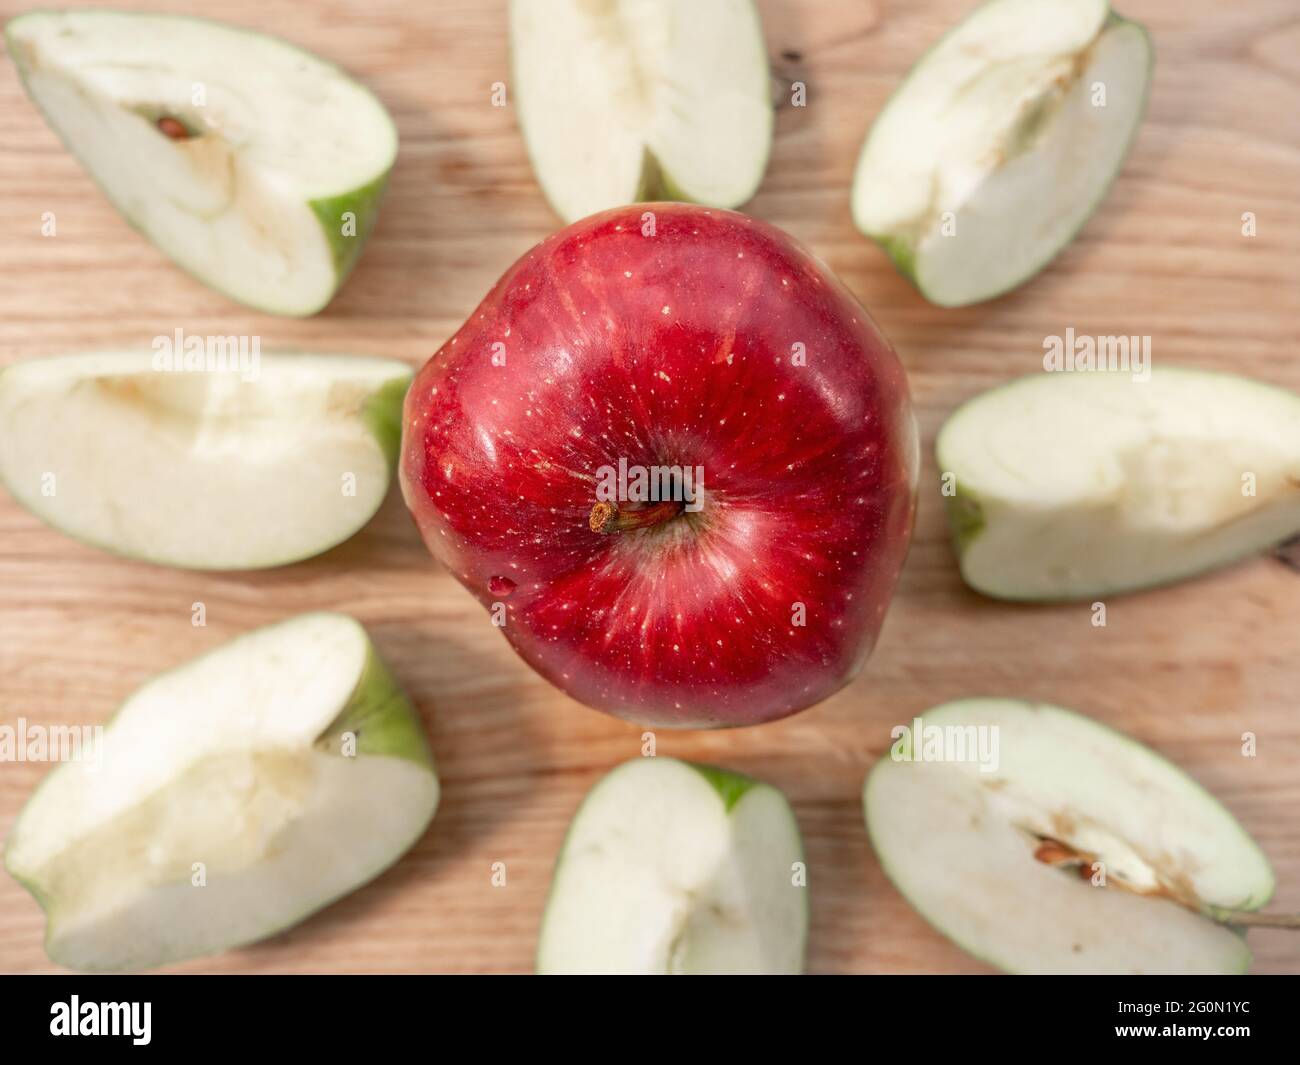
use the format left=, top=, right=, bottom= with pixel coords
left=0, top=351, right=410, bottom=570
left=937, top=368, right=1300, bottom=600
left=509, top=0, right=772, bottom=223
left=537, top=758, right=806, bottom=974
left=865, top=699, right=1274, bottom=975
left=6, top=11, right=397, bottom=316
left=851, top=0, right=1152, bottom=306
left=5, top=613, right=438, bottom=972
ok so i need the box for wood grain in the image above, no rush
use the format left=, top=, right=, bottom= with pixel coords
left=0, top=0, right=1297, bottom=974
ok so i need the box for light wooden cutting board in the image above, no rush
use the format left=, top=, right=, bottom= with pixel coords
left=0, top=0, right=1297, bottom=974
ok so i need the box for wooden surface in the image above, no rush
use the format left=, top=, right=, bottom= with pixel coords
left=1, top=0, right=1298, bottom=975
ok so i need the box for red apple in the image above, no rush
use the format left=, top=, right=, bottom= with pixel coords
left=401, top=204, right=917, bottom=728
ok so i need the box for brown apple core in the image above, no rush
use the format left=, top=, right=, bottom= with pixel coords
left=1030, top=833, right=1300, bottom=930
left=1032, top=838, right=1096, bottom=882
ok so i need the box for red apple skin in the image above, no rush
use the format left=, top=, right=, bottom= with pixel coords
left=401, top=204, right=917, bottom=728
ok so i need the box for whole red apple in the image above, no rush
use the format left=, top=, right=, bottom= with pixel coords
left=401, top=204, right=917, bottom=728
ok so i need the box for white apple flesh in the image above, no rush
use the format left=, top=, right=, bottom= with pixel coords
left=852, top=0, right=1152, bottom=306
left=937, top=368, right=1300, bottom=600
left=5, top=11, right=397, bottom=316
left=5, top=613, right=438, bottom=972
left=865, top=699, right=1274, bottom=975
left=0, top=351, right=411, bottom=569
left=537, top=758, right=806, bottom=974
left=509, top=0, right=772, bottom=223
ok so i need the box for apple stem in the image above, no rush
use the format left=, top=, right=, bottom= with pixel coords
left=589, top=499, right=684, bottom=534
left=1213, top=909, right=1300, bottom=930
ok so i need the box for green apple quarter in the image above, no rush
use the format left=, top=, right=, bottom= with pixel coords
left=936, top=368, right=1300, bottom=600
left=0, top=351, right=412, bottom=569
left=509, top=0, right=773, bottom=224
left=5, top=10, right=398, bottom=315
left=852, top=0, right=1153, bottom=307
left=537, top=758, right=807, bottom=974
left=5, top=612, right=439, bottom=972
left=865, top=699, right=1275, bottom=975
